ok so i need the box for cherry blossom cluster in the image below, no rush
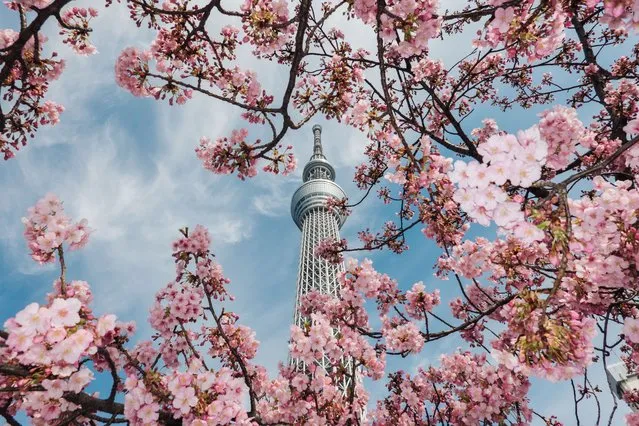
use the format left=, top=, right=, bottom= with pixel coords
left=372, top=352, right=532, bottom=424
left=1, top=198, right=139, bottom=425
left=289, top=313, right=339, bottom=365
left=493, top=294, right=597, bottom=381
left=352, top=131, right=467, bottom=251
left=354, top=221, right=410, bottom=254
left=598, top=0, right=639, bottom=31
left=558, top=176, right=639, bottom=316
left=623, top=116, right=639, bottom=170
left=146, top=220, right=378, bottom=425
left=479, top=2, right=568, bottom=61
left=449, top=107, right=593, bottom=243
left=381, top=316, right=424, bottom=354
left=537, top=106, right=590, bottom=170
left=124, top=375, right=162, bottom=425
left=293, top=51, right=368, bottom=122
left=149, top=226, right=240, bottom=370
left=350, top=0, right=441, bottom=58
left=325, top=195, right=352, bottom=219
left=194, top=256, right=232, bottom=300
left=258, top=364, right=368, bottom=424
left=295, top=258, right=428, bottom=372
left=404, top=281, right=440, bottom=320
left=129, top=223, right=269, bottom=424
left=114, top=47, right=153, bottom=97
left=22, top=193, right=91, bottom=263
left=195, top=117, right=296, bottom=180
left=125, top=363, right=251, bottom=426
left=150, top=283, right=203, bottom=336
left=115, top=1, right=289, bottom=175
left=195, top=129, right=297, bottom=180
left=172, top=224, right=211, bottom=257
left=6, top=298, right=92, bottom=367
left=437, top=237, right=494, bottom=280
left=436, top=232, right=602, bottom=381
left=449, top=134, right=544, bottom=242
left=240, top=0, right=294, bottom=56
left=207, top=313, right=260, bottom=364
left=260, top=144, right=297, bottom=176
left=214, top=68, right=270, bottom=112
left=292, top=259, right=393, bottom=380
left=624, top=317, right=639, bottom=345
left=115, top=46, right=197, bottom=105
left=59, top=7, right=99, bottom=55
left=195, top=131, right=259, bottom=180
left=314, top=237, right=348, bottom=264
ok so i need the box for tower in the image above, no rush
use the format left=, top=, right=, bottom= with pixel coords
left=290, top=124, right=348, bottom=369
left=291, top=124, right=348, bottom=327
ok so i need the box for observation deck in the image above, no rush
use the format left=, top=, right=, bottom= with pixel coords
left=290, top=125, right=347, bottom=230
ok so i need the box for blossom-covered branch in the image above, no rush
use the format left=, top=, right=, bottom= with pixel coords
left=0, top=0, right=98, bottom=160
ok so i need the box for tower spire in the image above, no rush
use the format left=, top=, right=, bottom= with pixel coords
left=311, top=124, right=325, bottom=159
left=301, top=125, right=336, bottom=183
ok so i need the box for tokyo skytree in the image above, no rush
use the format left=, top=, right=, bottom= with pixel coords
left=290, top=124, right=349, bottom=377
left=290, top=125, right=348, bottom=323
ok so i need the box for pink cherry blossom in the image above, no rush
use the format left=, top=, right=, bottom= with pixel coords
left=14, top=302, right=50, bottom=334
left=624, top=318, right=639, bottom=344
left=492, top=7, right=515, bottom=33
left=49, top=298, right=82, bottom=328
left=625, top=116, right=639, bottom=135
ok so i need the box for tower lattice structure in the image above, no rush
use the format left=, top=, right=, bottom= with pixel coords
left=290, top=125, right=351, bottom=386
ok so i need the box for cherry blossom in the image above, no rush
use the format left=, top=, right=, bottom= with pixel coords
left=625, top=318, right=639, bottom=344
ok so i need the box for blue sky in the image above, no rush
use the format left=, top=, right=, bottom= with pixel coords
left=0, top=1, right=632, bottom=423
